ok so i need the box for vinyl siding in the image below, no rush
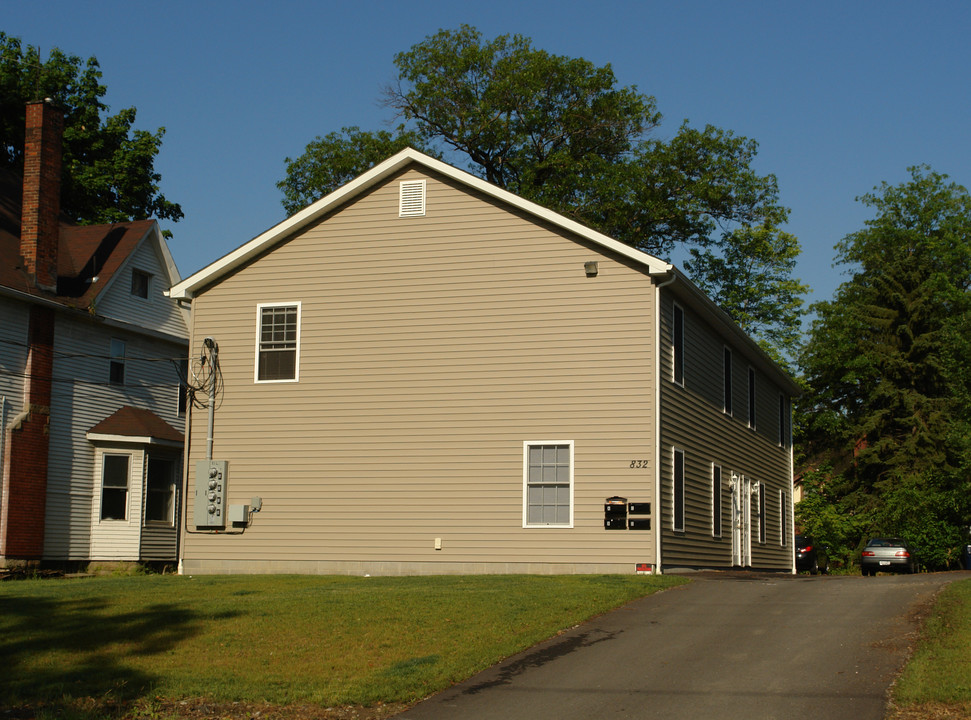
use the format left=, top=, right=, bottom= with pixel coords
left=0, top=296, right=28, bottom=423
left=44, top=315, right=186, bottom=560
left=96, top=234, right=187, bottom=338
left=658, top=289, right=792, bottom=570
left=182, top=167, right=659, bottom=574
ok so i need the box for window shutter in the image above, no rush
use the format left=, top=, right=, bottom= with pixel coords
left=399, top=180, right=426, bottom=217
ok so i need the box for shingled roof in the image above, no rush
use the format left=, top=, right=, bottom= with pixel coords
left=87, top=405, right=184, bottom=445
left=0, top=167, right=156, bottom=310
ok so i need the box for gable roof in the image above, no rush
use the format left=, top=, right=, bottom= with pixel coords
left=168, top=148, right=673, bottom=300
left=0, top=166, right=178, bottom=312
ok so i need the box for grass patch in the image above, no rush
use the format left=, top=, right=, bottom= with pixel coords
left=1, top=573, right=685, bottom=717
left=889, top=578, right=971, bottom=719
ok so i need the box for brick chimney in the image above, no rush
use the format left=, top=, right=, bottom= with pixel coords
left=21, top=99, right=63, bottom=292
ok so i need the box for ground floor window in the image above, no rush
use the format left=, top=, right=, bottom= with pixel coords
left=100, top=454, right=130, bottom=520
left=711, top=464, right=722, bottom=538
left=757, top=481, right=766, bottom=543
left=146, top=457, right=177, bottom=524
left=524, top=442, right=573, bottom=527
left=673, top=448, right=685, bottom=532
left=780, top=490, right=789, bottom=546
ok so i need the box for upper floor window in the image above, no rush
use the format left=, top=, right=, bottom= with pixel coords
left=672, top=304, right=684, bottom=386
left=723, top=347, right=733, bottom=415
left=109, top=339, right=126, bottom=385
left=256, top=303, right=301, bottom=382
left=779, top=394, right=789, bottom=447
left=524, top=442, right=573, bottom=527
left=131, top=269, right=151, bottom=299
left=748, top=367, right=757, bottom=430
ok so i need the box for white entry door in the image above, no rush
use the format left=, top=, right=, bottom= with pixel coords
left=731, top=473, right=752, bottom=567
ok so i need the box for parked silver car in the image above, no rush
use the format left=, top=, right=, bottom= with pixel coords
left=860, top=538, right=918, bottom=575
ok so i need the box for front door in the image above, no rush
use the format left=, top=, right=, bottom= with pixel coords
left=731, top=473, right=752, bottom=567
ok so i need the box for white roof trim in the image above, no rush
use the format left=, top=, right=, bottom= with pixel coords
left=168, top=148, right=672, bottom=299
left=86, top=432, right=183, bottom=448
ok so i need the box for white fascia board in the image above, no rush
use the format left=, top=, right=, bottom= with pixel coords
left=168, top=148, right=671, bottom=299
left=86, top=432, right=183, bottom=448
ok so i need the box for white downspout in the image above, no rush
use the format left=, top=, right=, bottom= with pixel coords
left=653, top=272, right=677, bottom=574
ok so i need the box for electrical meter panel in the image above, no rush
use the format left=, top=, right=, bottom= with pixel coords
left=194, top=460, right=228, bottom=528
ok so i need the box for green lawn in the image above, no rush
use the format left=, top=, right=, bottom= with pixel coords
left=1, top=573, right=685, bottom=718
left=889, top=578, right=971, bottom=719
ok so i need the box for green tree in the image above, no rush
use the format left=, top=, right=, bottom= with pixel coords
left=798, top=166, right=971, bottom=568
left=0, top=32, right=182, bottom=225
left=278, top=26, right=805, bottom=357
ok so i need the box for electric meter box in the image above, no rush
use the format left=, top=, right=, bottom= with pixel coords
left=194, top=460, right=228, bottom=528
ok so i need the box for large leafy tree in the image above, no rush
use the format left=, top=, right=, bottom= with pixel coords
left=0, top=32, right=182, bottom=225
left=798, top=166, right=971, bottom=568
left=279, top=26, right=805, bottom=358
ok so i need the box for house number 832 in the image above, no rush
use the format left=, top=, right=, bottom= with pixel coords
left=629, top=460, right=649, bottom=469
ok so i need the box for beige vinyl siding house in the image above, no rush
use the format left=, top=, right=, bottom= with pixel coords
left=171, top=148, right=798, bottom=575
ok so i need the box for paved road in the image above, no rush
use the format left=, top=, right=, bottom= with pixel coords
left=397, top=570, right=968, bottom=720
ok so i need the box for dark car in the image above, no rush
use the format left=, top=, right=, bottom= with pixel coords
left=860, top=537, right=918, bottom=576
left=795, top=535, right=828, bottom=574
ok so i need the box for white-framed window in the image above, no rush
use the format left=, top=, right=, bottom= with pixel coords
left=673, top=447, right=685, bottom=532
left=757, top=481, right=766, bottom=544
left=778, top=393, right=789, bottom=447
left=399, top=179, right=426, bottom=217
left=711, top=463, right=722, bottom=538
left=100, top=453, right=131, bottom=521
left=145, top=456, right=177, bottom=524
left=672, top=303, right=684, bottom=386
left=523, top=441, right=574, bottom=527
left=748, top=367, right=757, bottom=430
left=723, top=347, right=733, bottom=415
left=109, top=339, right=126, bottom=385
left=256, top=302, right=301, bottom=382
left=131, top=269, right=151, bottom=299
left=780, top=490, right=789, bottom=547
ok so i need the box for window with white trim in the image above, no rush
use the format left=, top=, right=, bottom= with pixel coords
left=256, top=303, right=301, bottom=382
left=779, top=393, right=789, bottom=447
left=100, top=454, right=130, bottom=521
left=145, top=456, right=177, bottom=524
left=780, top=490, right=789, bottom=546
left=673, top=304, right=684, bottom=386
left=711, top=463, right=722, bottom=538
left=524, top=442, right=573, bottom=527
left=673, top=448, right=685, bottom=532
left=757, top=481, right=766, bottom=543
left=748, top=367, right=757, bottom=430
left=723, top=347, right=733, bottom=415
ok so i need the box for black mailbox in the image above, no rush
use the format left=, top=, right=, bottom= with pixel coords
left=628, top=502, right=651, bottom=515
left=604, top=496, right=627, bottom=530
left=628, top=518, right=651, bottom=530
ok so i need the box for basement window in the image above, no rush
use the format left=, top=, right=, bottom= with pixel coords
left=399, top=179, right=426, bottom=217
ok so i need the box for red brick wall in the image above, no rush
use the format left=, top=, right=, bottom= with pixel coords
left=0, top=306, right=54, bottom=560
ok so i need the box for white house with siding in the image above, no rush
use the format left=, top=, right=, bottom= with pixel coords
left=0, top=100, right=188, bottom=568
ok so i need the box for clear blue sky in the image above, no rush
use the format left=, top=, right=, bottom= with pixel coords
left=6, top=1, right=970, bottom=311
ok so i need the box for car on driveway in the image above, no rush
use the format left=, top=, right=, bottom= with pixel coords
left=860, top=538, right=918, bottom=575
left=795, top=535, right=828, bottom=574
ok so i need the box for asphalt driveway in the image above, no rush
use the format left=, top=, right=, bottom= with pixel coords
left=396, top=570, right=968, bottom=720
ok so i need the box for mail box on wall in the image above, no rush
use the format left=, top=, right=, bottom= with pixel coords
left=604, top=496, right=628, bottom=529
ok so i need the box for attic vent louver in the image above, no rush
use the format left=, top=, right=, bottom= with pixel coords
left=399, top=179, right=426, bottom=217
